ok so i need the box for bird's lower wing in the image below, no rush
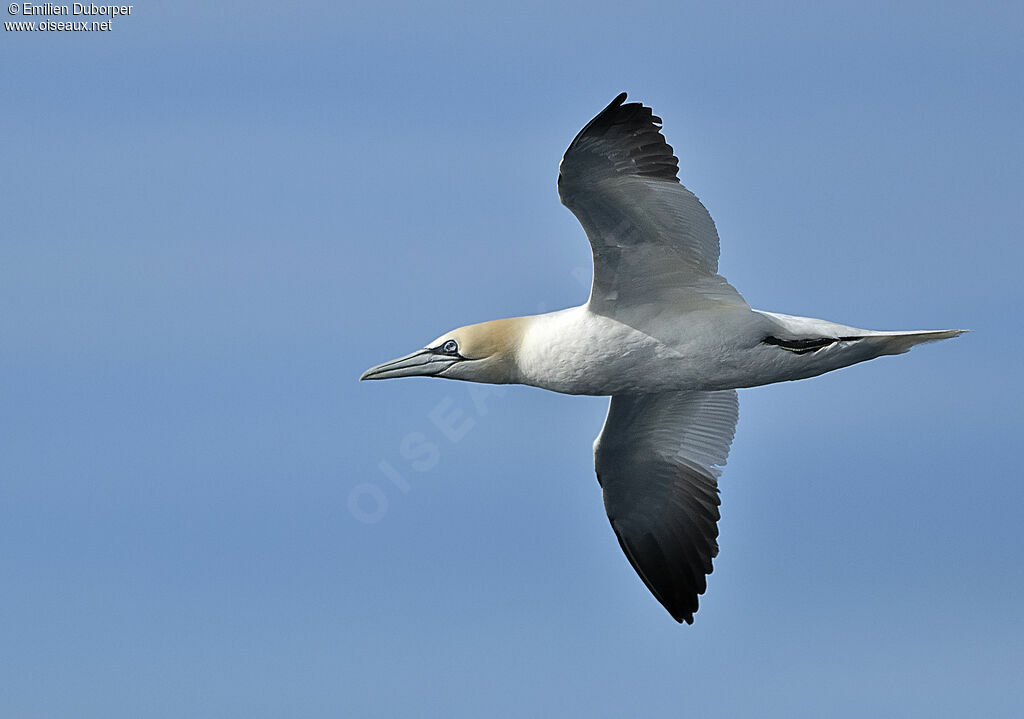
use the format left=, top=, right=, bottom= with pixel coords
left=594, top=390, right=739, bottom=624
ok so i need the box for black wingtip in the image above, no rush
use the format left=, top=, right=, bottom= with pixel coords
left=561, top=92, right=680, bottom=184
left=671, top=603, right=696, bottom=625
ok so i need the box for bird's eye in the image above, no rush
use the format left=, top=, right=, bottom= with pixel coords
left=441, top=339, right=459, bottom=355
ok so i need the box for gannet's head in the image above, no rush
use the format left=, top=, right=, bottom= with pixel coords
left=359, top=317, right=525, bottom=385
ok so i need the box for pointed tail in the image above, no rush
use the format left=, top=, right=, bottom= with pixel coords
left=865, top=328, right=968, bottom=355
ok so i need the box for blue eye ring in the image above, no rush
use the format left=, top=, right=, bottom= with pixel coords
left=441, top=339, right=459, bottom=355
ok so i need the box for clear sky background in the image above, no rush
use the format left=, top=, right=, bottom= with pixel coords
left=3, top=2, right=1022, bottom=717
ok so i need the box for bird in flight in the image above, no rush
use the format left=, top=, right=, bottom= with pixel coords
left=360, top=93, right=963, bottom=624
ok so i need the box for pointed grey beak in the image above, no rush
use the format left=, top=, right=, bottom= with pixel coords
left=360, top=348, right=459, bottom=381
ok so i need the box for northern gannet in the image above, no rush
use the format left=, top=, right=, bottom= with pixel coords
left=360, top=93, right=964, bottom=624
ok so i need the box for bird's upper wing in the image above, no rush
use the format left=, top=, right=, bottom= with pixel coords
left=594, top=390, right=739, bottom=624
left=558, top=93, right=747, bottom=316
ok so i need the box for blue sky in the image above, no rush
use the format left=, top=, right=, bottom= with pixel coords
left=2, top=2, right=1022, bottom=716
